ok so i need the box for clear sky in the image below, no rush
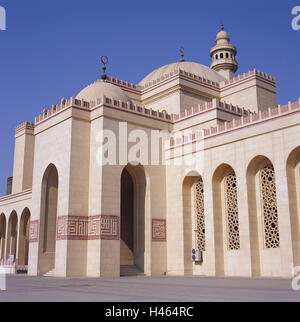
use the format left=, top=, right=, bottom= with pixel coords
left=0, top=0, right=299, bottom=195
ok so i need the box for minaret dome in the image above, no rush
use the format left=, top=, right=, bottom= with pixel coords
left=210, top=24, right=238, bottom=80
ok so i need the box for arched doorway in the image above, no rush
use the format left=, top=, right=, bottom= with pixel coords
left=286, top=147, right=300, bottom=268
left=38, top=164, right=59, bottom=275
left=18, top=208, right=31, bottom=266
left=212, top=164, right=240, bottom=276
left=0, top=214, right=6, bottom=260
left=182, top=173, right=205, bottom=275
left=6, top=211, right=18, bottom=261
left=120, top=164, right=146, bottom=275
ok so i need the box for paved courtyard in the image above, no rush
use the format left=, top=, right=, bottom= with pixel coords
left=0, top=275, right=299, bottom=302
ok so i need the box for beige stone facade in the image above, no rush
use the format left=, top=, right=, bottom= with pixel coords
left=0, top=27, right=299, bottom=278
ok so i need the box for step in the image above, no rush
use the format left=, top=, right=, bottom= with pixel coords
left=120, top=265, right=145, bottom=277
left=43, top=269, right=55, bottom=277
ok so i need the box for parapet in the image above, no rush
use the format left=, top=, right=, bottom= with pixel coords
left=220, top=69, right=276, bottom=88
left=34, top=95, right=172, bottom=126
left=141, top=69, right=221, bottom=92
left=15, top=121, right=35, bottom=135
left=105, top=76, right=142, bottom=92
left=170, top=99, right=300, bottom=148
left=101, top=68, right=276, bottom=96
left=34, top=97, right=91, bottom=125
left=101, top=97, right=172, bottom=122
left=172, top=98, right=252, bottom=122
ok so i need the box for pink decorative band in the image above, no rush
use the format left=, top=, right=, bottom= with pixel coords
left=152, top=219, right=167, bottom=242
left=56, top=215, right=120, bottom=241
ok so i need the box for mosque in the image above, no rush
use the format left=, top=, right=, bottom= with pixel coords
left=0, top=26, right=299, bottom=278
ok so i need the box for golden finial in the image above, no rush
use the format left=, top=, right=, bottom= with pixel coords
left=180, top=47, right=184, bottom=62
left=100, top=56, right=109, bottom=81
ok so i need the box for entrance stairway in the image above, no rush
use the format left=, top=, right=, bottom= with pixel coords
left=43, top=266, right=144, bottom=277
left=43, top=269, right=55, bottom=277
left=120, top=265, right=145, bottom=277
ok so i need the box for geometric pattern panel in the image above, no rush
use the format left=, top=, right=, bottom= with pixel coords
left=260, top=165, right=280, bottom=249
left=152, top=219, right=167, bottom=242
left=225, top=172, right=240, bottom=250
left=194, top=178, right=205, bottom=251
left=29, top=220, right=39, bottom=243
left=57, top=216, right=89, bottom=240
left=97, top=215, right=119, bottom=240
left=56, top=215, right=120, bottom=241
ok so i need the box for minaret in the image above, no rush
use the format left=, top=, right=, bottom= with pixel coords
left=210, top=24, right=238, bottom=80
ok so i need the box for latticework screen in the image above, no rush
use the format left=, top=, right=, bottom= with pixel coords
left=194, top=179, right=205, bottom=251
left=260, top=165, right=280, bottom=249
left=225, top=173, right=240, bottom=250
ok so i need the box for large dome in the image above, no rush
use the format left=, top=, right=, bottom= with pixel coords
left=77, top=81, right=132, bottom=102
left=139, top=61, right=227, bottom=86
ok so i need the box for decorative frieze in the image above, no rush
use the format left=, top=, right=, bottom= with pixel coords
left=57, top=216, right=88, bottom=240
left=56, top=215, right=120, bottom=241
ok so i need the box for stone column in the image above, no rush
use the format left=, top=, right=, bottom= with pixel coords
left=148, top=166, right=167, bottom=276
left=99, top=165, right=122, bottom=277
left=202, top=163, right=217, bottom=276
left=166, top=164, right=185, bottom=276
left=235, top=143, right=252, bottom=277
left=273, top=134, right=294, bottom=277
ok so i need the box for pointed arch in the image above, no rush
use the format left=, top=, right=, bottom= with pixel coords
left=18, top=208, right=31, bottom=266
left=212, top=163, right=240, bottom=276
left=286, top=147, right=300, bottom=268
left=246, top=155, right=279, bottom=277
left=120, top=164, right=146, bottom=274
left=38, top=163, right=59, bottom=275
left=182, top=171, right=205, bottom=275
left=0, top=213, right=6, bottom=260
left=6, top=211, right=18, bottom=261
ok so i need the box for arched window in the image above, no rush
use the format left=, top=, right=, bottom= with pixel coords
left=247, top=156, right=281, bottom=276
left=182, top=173, right=204, bottom=274
left=260, top=165, right=280, bottom=248
left=226, top=53, right=229, bottom=58
left=194, top=178, right=205, bottom=251
left=220, top=53, right=224, bottom=59
left=215, top=54, right=218, bottom=60
left=225, top=172, right=240, bottom=250
left=213, top=164, right=241, bottom=276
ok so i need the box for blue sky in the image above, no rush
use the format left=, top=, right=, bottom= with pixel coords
left=0, top=0, right=299, bottom=195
